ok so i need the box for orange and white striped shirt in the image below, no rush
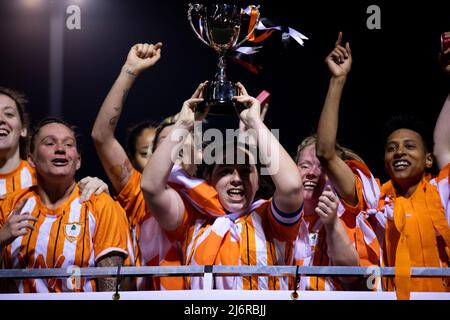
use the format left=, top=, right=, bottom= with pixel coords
left=117, top=167, right=184, bottom=290
left=293, top=160, right=382, bottom=291
left=0, top=185, right=131, bottom=293
left=167, top=182, right=303, bottom=290
left=0, top=160, right=35, bottom=197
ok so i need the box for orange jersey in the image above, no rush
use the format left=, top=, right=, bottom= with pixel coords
left=347, top=162, right=450, bottom=298
left=117, top=168, right=149, bottom=264
left=117, top=168, right=183, bottom=290
left=294, top=213, right=352, bottom=291
left=0, top=185, right=131, bottom=293
left=294, top=160, right=382, bottom=291
left=0, top=160, right=36, bottom=197
left=168, top=195, right=303, bottom=290
left=379, top=163, right=450, bottom=299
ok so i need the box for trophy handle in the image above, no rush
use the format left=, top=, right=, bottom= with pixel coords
left=234, top=6, right=261, bottom=48
left=187, top=4, right=210, bottom=48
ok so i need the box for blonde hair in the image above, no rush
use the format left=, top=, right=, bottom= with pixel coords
left=295, top=135, right=365, bottom=164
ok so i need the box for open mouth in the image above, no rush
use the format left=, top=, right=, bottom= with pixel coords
left=227, top=188, right=245, bottom=199
left=51, top=158, right=69, bottom=166
left=0, top=128, right=10, bottom=137
left=303, top=181, right=318, bottom=190
left=392, top=160, right=411, bottom=171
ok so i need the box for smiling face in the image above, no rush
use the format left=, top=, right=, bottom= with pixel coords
left=0, top=94, right=27, bottom=156
left=28, top=122, right=81, bottom=182
left=297, top=144, right=327, bottom=203
left=210, top=163, right=259, bottom=213
left=384, top=128, right=432, bottom=191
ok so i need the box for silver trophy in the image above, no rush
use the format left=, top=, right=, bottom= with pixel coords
left=188, top=3, right=260, bottom=115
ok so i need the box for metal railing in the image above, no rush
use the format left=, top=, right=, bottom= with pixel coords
left=0, top=266, right=449, bottom=300
left=1, top=265, right=449, bottom=279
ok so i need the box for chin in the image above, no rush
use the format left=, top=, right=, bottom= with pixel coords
left=223, top=202, right=246, bottom=213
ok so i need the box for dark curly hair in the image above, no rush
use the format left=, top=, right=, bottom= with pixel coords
left=381, top=114, right=433, bottom=152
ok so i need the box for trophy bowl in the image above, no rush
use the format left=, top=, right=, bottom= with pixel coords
left=188, top=3, right=260, bottom=115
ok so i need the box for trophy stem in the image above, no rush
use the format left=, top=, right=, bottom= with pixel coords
left=217, top=54, right=227, bottom=81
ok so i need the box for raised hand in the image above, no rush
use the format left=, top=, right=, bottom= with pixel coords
left=123, top=42, right=163, bottom=76
left=0, top=200, right=37, bottom=247
left=175, top=82, right=207, bottom=130
left=235, top=82, right=262, bottom=130
left=325, top=32, right=352, bottom=79
left=315, top=185, right=340, bottom=226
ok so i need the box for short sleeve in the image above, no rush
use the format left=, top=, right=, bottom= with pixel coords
left=116, top=168, right=149, bottom=226
left=338, top=175, right=366, bottom=214
left=164, top=195, right=198, bottom=242
left=266, top=198, right=303, bottom=242
left=91, top=194, right=130, bottom=262
left=430, top=162, right=450, bottom=222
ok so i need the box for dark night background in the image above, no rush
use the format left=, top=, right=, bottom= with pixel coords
left=1, top=0, right=449, bottom=186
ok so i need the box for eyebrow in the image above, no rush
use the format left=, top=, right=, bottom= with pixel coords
left=387, top=138, right=418, bottom=144
left=2, top=106, right=17, bottom=112
left=41, top=135, right=75, bottom=142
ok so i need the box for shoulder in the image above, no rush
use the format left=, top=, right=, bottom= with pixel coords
left=0, top=187, right=36, bottom=216
left=86, top=192, right=124, bottom=214
left=344, top=160, right=374, bottom=177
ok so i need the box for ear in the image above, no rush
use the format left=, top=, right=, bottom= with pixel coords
left=27, top=153, right=36, bottom=168
left=20, top=127, right=27, bottom=138
left=76, top=154, right=81, bottom=171
left=425, top=152, right=433, bottom=169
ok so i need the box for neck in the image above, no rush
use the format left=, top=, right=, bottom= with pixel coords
left=303, top=199, right=318, bottom=216
left=0, top=147, right=22, bottom=174
left=392, top=177, right=422, bottom=198
left=36, top=177, right=76, bottom=210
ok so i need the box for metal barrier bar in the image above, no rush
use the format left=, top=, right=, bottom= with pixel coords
left=0, top=266, right=449, bottom=279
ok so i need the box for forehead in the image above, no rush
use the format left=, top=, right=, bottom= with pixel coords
left=214, top=145, right=257, bottom=165
left=136, top=128, right=156, bottom=144
left=386, top=128, right=424, bottom=144
left=38, top=123, right=75, bottom=139
left=297, top=144, right=318, bottom=162
left=213, top=163, right=255, bottom=171
left=0, top=94, right=17, bottom=109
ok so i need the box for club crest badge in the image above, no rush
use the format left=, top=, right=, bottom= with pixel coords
left=64, top=222, right=83, bottom=242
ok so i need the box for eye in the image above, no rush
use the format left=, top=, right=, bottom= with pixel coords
left=240, top=168, right=252, bottom=176
left=405, top=143, right=416, bottom=150
left=219, top=168, right=233, bottom=176
left=386, top=145, right=396, bottom=152
left=140, top=152, right=148, bottom=158
left=4, top=112, right=15, bottom=118
left=299, top=163, right=310, bottom=169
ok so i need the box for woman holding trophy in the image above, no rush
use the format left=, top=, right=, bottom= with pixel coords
left=140, top=81, right=304, bottom=290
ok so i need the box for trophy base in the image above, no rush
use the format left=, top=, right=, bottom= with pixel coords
left=197, top=80, right=245, bottom=115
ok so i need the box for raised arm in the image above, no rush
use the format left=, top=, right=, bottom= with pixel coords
left=140, top=84, right=205, bottom=231
left=234, top=84, right=303, bottom=213
left=92, top=43, right=162, bottom=193
left=315, top=33, right=358, bottom=206
left=434, top=44, right=450, bottom=169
